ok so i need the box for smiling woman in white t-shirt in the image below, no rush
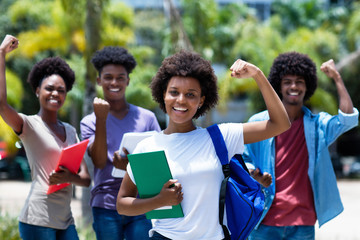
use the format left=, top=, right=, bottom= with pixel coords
left=116, top=50, right=290, bottom=240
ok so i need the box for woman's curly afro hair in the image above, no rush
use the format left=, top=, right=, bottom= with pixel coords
left=27, top=56, right=75, bottom=93
left=91, top=46, right=137, bottom=76
left=151, top=50, right=218, bottom=119
left=268, top=51, right=317, bottom=102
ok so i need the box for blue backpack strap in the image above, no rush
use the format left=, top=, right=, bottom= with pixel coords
left=207, top=124, right=231, bottom=240
left=207, top=124, right=228, bottom=165
left=233, top=154, right=250, bottom=174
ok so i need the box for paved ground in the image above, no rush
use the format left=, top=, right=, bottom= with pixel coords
left=314, top=179, right=360, bottom=240
left=0, top=180, right=84, bottom=220
left=0, top=179, right=359, bottom=239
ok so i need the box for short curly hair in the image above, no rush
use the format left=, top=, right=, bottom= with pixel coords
left=91, top=46, right=137, bottom=76
left=151, top=50, right=218, bottom=119
left=27, top=56, right=75, bottom=93
left=268, top=52, right=317, bottom=102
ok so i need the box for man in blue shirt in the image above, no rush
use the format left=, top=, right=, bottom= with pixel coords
left=244, top=52, right=358, bottom=240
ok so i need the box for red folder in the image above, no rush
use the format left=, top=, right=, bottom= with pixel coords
left=47, top=139, right=89, bottom=194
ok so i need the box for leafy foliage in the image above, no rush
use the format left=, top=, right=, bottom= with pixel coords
left=4, top=69, right=23, bottom=110
left=100, top=2, right=135, bottom=47
left=17, top=26, right=68, bottom=58
left=0, top=212, right=20, bottom=240
left=126, top=46, right=159, bottom=110
left=0, top=61, right=23, bottom=156
left=133, top=10, right=165, bottom=65
left=309, top=88, right=338, bottom=115
left=7, top=0, right=53, bottom=33
left=271, top=0, right=328, bottom=34
left=346, top=4, right=360, bottom=51
left=182, top=0, right=218, bottom=59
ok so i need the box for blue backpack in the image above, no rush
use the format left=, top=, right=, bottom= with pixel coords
left=207, top=124, right=265, bottom=240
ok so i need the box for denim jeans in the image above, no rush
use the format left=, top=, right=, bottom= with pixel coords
left=150, top=231, right=172, bottom=240
left=92, top=207, right=152, bottom=240
left=19, top=222, right=79, bottom=240
left=249, top=224, right=315, bottom=240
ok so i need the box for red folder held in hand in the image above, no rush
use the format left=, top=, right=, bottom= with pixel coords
left=47, top=139, right=89, bottom=194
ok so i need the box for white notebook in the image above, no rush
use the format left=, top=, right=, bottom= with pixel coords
left=111, top=131, right=157, bottom=178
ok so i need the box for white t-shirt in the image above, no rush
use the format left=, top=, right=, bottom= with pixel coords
left=127, top=123, right=244, bottom=240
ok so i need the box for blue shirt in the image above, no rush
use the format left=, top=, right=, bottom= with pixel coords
left=243, top=106, right=359, bottom=227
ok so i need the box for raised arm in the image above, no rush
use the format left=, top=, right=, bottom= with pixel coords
left=230, top=59, right=290, bottom=144
left=320, top=59, right=354, bottom=114
left=88, top=97, right=110, bottom=169
left=0, top=35, right=23, bottom=133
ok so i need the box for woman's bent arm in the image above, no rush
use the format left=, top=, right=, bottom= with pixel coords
left=0, top=35, right=23, bottom=133
left=230, top=59, right=290, bottom=144
left=117, top=173, right=183, bottom=216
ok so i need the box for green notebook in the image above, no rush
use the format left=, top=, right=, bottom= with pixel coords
left=128, top=150, right=184, bottom=219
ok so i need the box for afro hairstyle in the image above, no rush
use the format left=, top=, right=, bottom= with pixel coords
left=27, top=56, right=75, bottom=93
left=151, top=50, right=218, bottom=119
left=91, top=46, right=137, bottom=76
left=268, top=51, right=317, bottom=102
